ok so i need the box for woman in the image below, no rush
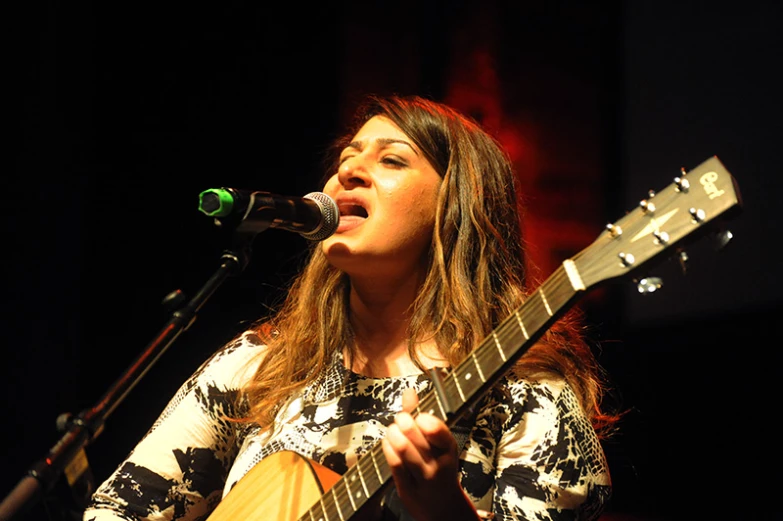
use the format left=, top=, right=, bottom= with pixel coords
left=83, top=94, right=617, bottom=521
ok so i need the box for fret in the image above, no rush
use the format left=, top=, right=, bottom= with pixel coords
left=344, top=475, right=357, bottom=511
left=422, top=395, right=438, bottom=416
left=470, top=352, right=486, bottom=382
left=360, top=458, right=381, bottom=492
left=319, top=497, right=328, bottom=521
left=433, top=395, right=447, bottom=418
left=429, top=370, right=449, bottom=418
left=538, top=288, right=553, bottom=316
left=491, top=331, right=507, bottom=361
left=453, top=364, right=483, bottom=402
left=355, top=460, right=371, bottom=499
left=514, top=310, right=529, bottom=339
left=331, top=487, right=345, bottom=521
left=369, top=449, right=384, bottom=483
left=452, top=371, right=466, bottom=403
left=516, top=289, right=552, bottom=334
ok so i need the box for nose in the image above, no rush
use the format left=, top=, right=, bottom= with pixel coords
left=337, top=155, right=371, bottom=189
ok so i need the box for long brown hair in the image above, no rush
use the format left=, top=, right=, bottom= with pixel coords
left=240, top=94, right=618, bottom=437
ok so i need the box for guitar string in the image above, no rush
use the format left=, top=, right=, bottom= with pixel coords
left=306, top=444, right=391, bottom=520
left=302, top=268, right=575, bottom=520
left=473, top=266, right=570, bottom=376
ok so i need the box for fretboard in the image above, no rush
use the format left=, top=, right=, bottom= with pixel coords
left=301, top=261, right=584, bottom=521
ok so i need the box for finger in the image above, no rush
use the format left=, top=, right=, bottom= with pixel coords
left=381, top=437, right=403, bottom=468
left=416, top=413, right=458, bottom=455
left=382, top=436, right=418, bottom=501
left=384, top=422, right=426, bottom=480
left=394, top=412, right=431, bottom=459
left=401, top=387, right=419, bottom=413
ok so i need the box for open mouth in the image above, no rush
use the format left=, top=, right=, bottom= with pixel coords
left=338, top=203, right=368, bottom=218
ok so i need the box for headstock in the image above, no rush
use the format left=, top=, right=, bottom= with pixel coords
left=574, top=156, right=742, bottom=291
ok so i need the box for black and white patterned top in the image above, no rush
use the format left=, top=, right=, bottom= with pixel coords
left=83, top=330, right=611, bottom=521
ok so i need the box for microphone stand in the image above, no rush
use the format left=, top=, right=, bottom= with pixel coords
left=0, top=232, right=255, bottom=521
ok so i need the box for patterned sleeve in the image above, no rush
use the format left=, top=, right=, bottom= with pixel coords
left=459, top=371, right=611, bottom=521
left=82, top=332, right=266, bottom=521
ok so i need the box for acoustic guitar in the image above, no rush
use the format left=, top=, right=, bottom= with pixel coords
left=207, top=156, right=743, bottom=521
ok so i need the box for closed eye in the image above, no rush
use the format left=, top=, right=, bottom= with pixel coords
left=381, top=156, right=406, bottom=167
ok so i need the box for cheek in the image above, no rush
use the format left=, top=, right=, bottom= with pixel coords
left=375, top=174, right=441, bottom=240
left=382, top=183, right=431, bottom=222
left=410, top=190, right=438, bottom=225
left=395, top=184, right=439, bottom=239
left=411, top=178, right=440, bottom=218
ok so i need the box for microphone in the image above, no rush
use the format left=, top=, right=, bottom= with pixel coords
left=198, top=188, right=339, bottom=241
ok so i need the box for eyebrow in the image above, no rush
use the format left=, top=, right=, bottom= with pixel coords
left=345, top=137, right=420, bottom=156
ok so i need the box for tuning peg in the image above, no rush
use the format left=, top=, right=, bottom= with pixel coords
left=636, top=277, right=663, bottom=295
left=639, top=199, right=656, bottom=214
left=674, top=175, right=690, bottom=192
left=713, top=229, right=734, bottom=250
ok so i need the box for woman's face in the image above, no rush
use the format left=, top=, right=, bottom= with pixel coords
left=321, top=115, right=442, bottom=280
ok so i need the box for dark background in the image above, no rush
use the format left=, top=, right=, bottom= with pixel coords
left=4, top=2, right=780, bottom=520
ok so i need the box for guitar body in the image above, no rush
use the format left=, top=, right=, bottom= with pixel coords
left=207, top=451, right=383, bottom=521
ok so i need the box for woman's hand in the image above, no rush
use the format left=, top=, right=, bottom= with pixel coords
left=381, top=387, right=480, bottom=521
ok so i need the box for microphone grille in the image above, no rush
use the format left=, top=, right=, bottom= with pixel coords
left=301, top=192, right=339, bottom=241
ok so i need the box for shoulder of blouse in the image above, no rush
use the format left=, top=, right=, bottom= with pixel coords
left=189, top=329, right=269, bottom=391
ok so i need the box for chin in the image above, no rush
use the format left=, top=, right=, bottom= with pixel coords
left=322, top=239, right=355, bottom=262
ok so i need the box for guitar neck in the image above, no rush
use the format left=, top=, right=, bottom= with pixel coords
left=303, top=263, right=583, bottom=521
left=420, top=261, right=585, bottom=422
